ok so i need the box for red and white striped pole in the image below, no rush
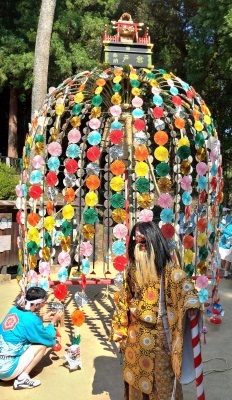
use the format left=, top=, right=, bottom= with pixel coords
left=190, top=314, right=205, bottom=400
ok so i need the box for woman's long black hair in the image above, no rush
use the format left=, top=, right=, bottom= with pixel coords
left=128, top=221, right=171, bottom=276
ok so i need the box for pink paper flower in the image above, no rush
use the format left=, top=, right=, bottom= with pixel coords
left=181, top=176, right=192, bottom=191
left=138, top=209, right=153, bottom=222
left=196, top=275, right=209, bottom=289
left=32, top=155, right=45, bottom=169
left=80, top=241, right=93, bottom=257
left=210, top=150, right=218, bottom=163
left=158, top=193, right=172, bottom=208
left=109, top=105, right=122, bottom=116
left=28, top=270, right=38, bottom=284
left=196, top=162, right=208, bottom=176
left=15, top=184, right=23, bottom=197
left=68, top=128, right=81, bottom=143
left=22, top=170, right=29, bottom=183
left=58, top=251, right=71, bottom=267
left=113, top=224, right=128, bottom=239
left=47, top=142, right=62, bottom=156
left=89, top=118, right=101, bottom=130
left=39, top=261, right=51, bottom=276
left=132, top=96, right=143, bottom=108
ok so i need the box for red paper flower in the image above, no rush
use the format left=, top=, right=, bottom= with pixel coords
left=27, top=213, right=40, bottom=227
left=80, top=273, right=86, bottom=290
left=160, top=224, right=175, bottom=239
left=172, top=95, right=182, bottom=106
left=46, top=171, right=58, bottom=186
left=109, top=130, right=123, bottom=144
left=197, top=218, right=207, bottom=232
left=133, top=119, right=145, bottom=131
left=113, top=255, right=128, bottom=272
left=86, top=146, right=100, bottom=161
left=29, top=185, right=43, bottom=199
left=65, top=159, right=78, bottom=173
left=54, top=283, right=68, bottom=301
left=153, top=107, right=164, bottom=119
left=183, top=235, right=194, bottom=249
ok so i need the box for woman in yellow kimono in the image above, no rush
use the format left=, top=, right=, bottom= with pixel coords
left=110, top=221, right=201, bottom=400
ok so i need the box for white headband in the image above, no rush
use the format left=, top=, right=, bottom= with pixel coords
left=24, top=298, right=45, bottom=310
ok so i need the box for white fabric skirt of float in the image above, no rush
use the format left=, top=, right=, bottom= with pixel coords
left=219, top=246, right=232, bottom=262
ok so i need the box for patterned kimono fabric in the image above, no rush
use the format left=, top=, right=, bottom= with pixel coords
left=111, top=261, right=200, bottom=400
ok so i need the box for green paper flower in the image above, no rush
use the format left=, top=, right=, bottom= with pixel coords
left=156, top=162, right=170, bottom=177
left=195, top=133, right=205, bottom=147
left=177, top=145, right=191, bottom=160
left=135, top=178, right=150, bottom=193
left=27, top=241, right=39, bottom=255
left=44, top=232, right=52, bottom=247
left=91, top=95, right=103, bottom=107
left=184, top=263, right=194, bottom=277
left=72, top=104, right=82, bottom=115
left=110, top=193, right=125, bottom=209
left=35, top=134, right=44, bottom=143
left=112, top=83, right=122, bottom=92
left=199, top=246, right=208, bottom=261
left=83, top=209, right=98, bottom=224
left=61, top=221, right=72, bottom=236
left=209, top=232, right=216, bottom=245
left=147, top=72, right=155, bottom=79
left=130, top=79, right=140, bottom=88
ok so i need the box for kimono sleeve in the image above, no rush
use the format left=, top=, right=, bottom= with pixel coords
left=23, top=314, right=56, bottom=347
left=109, top=289, right=129, bottom=342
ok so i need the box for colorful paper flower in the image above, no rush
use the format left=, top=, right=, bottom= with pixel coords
left=44, top=216, right=56, bottom=231
left=196, top=275, right=209, bottom=289
left=154, top=146, right=168, bottom=162
left=86, top=175, right=100, bottom=190
left=198, top=288, right=209, bottom=304
left=181, top=176, right=192, bottom=191
left=113, top=224, right=128, bottom=239
left=110, top=193, right=125, bottom=209
left=109, top=129, right=123, bottom=144
left=86, top=146, right=100, bottom=161
left=109, top=105, right=122, bottom=116
left=82, top=258, right=91, bottom=274
left=196, top=162, right=208, bottom=176
left=112, top=209, right=126, bottom=223
left=83, top=209, right=98, bottom=224
left=160, top=208, right=174, bottom=223
left=71, top=310, right=85, bottom=327
left=82, top=224, right=95, bottom=240
left=87, top=131, right=101, bottom=146
left=80, top=241, right=93, bottom=257
left=32, top=155, right=45, bottom=169
left=182, top=191, right=192, bottom=205
left=39, top=261, right=50, bottom=276
left=156, top=162, right=170, bottom=177
left=113, top=255, right=128, bottom=272
left=68, top=128, right=81, bottom=143
left=89, top=118, right=101, bottom=130
left=54, top=283, right=68, bottom=300
left=183, top=249, right=194, bottom=264
left=58, top=251, right=71, bottom=267
left=110, top=176, right=124, bottom=192
left=183, top=235, right=194, bottom=249
left=47, top=142, right=62, bottom=156
left=57, top=267, right=68, bottom=283
left=138, top=209, right=153, bottom=223
left=134, top=161, right=149, bottom=177
left=134, top=146, right=149, bottom=161
left=197, top=233, right=207, bottom=246
left=158, top=193, right=172, bottom=208
left=47, top=157, right=60, bottom=171
left=62, top=205, right=74, bottom=220
left=112, top=240, right=126, bottom=256
left=110, top=160, right=126, bottom=175
left=154, top=131, right=168, bottom=146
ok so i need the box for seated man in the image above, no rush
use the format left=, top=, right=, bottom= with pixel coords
left=0, top=286, right=63, bottom=390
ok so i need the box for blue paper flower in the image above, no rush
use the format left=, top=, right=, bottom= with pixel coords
left=47, top=156, right=60, bottom=171
left=58, top=266, right=68, bottom=283
left=160, top=208, right=174, bottom=223
left=170, top=86, right=179, bottom=95
left=181, top=81, right=189, bottom=91
left=153, top=95, right=163, bottom=106
left=38, top=278, right=49, bottom=291
left=21, top=183, right=28, bottom=197
left=30, top=170, right=42, bottom=184
left=110, top=121, right=122, bottom=130
left=182, top=191, right=192, bottom=205
left=66, top=144, right=80, bottom=159
left=132, top=109, right=144, bottom=119
left=198, top=288, right=209, bottom=303
left=198, top=176, right=207, bottom=190
left=87, top=130, right=101, bottom=146
left=112, top=240, right=126, bottom=256
left=210, top=164, right=217, bottom=177
left=82, top=258, right=90, bottom=274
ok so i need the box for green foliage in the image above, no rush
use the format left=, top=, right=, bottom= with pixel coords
left=0, top=163, right=19, bottom=200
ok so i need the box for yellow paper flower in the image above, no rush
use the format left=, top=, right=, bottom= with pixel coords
left=154, top=146, right=168, bottom=162
left=113, top=76, right=122, bottom=83
left=194, top=120, right=203, bottom=132
left=110, top=176, right=125, bottom=192
left=35, top=142, right=44, bottom=155
left=157, top=177, right=172, bottom=192
left=18, top=249, right=23, bottom=262
left=95, top=86, right=103, bottom=95
left=129, top=73, right=138, bottom=80
left=135, top=161, right=149, bottom=177
left=41, top=247, right=51, bottom=261
left=27, top=137, right=33, bottom=147
left=150, top=79, right=158, bottom=87
left=23, top=157, right=29, bottom=168
left=203, top=115, right=211, bottom=125
left=85, top=192, right=98, bottom=207
left=28, top=227, right=40, bottom=243
left=163, top=74, right=171, bottom=80
left=28, top=255, right=37, bottom=269
left=197, top=261, right=207, bottom=275
left=183, top=250, right=194, bottom=264
left=55, top=104, right=65, bottom=116
left=43, top=216, right=56, bottom=231
left=137, top=193, right=152, bottom=208
left=197, top=233, right=207, bottom=247
left=74, top=93, right=84, bottom=103
left=178, top=137, right=190, bottom=147
left=61, top=236, right=71, bottom=251
left=112, top=209, right=126, bottom=223
left=70, top=116, right=81, bottom=127
left=91, top=107, right=101, bottom=118
left=82, top=224, right=95, bottom=240
left=131, top=88, right=141, bottom=96
left=111, top=94, right=122, bottom=105
left=62, top=204, right=75, bottom=220
left=51, top=127, right=58, bottom=140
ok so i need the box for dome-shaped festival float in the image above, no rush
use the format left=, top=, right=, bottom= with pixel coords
left=16, top=13, right=224, bottom=331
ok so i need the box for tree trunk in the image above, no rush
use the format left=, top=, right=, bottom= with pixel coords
left=31, top=0, right=57, bottom=118
left=7, top=88, right=18, bottom=158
